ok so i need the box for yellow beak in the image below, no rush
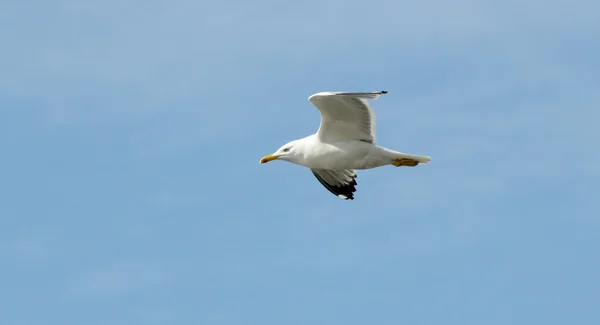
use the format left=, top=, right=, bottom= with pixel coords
left=259, top=154, right=279, bottom=164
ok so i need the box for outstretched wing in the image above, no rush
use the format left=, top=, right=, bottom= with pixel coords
left=311, top=168, right=358, bottom=200
left=308, top=90, right=387, bottom=144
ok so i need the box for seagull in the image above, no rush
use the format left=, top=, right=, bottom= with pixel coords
left=259, top=90, right=430, bottom=200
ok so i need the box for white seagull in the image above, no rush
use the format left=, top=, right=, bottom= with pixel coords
left=259, top=90, right=430, bottom=200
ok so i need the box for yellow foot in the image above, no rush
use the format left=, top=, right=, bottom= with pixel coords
left=393, top=158, right=419, bottom=167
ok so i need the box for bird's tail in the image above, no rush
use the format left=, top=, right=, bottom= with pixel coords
left=390, top=151, right=431, bottom=166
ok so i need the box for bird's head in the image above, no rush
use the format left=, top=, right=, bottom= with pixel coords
left=259, top=140, right=303, bottom=164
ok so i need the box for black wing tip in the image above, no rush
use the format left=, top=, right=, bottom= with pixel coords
left=311, top=171, right=358, bottom=201
left=341, top=194, right=355, bottom=200
left=338, top=177, right=357, bottom=200
left=380, top=90, right=388, bottom=94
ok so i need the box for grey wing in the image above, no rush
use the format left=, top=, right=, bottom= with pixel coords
left=311, top=169, right=358, bottom=200
left=308, top=90, right=387, bottom=144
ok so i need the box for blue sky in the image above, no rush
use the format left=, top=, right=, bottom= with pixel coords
left=1, top=0, right=599, bottom=324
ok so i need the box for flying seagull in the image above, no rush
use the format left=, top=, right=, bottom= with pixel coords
left=259, top=90, right=430, bottom=200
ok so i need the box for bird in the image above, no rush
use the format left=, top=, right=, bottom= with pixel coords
left=259, top=90, right=430, bottom=200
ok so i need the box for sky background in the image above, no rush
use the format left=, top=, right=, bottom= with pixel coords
left=1, top=0, right=599, bottom=324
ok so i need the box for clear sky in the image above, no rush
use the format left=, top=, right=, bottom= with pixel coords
left=1, top=1, right=599, bottom=324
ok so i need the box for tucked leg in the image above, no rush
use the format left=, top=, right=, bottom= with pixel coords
left=393, top=158, right=419, bottom=167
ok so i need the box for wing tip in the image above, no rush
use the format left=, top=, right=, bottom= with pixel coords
left=311, top=170, right=358, bottom=201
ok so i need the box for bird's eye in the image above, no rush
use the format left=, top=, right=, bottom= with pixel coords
left=283, top=147, right=290, bottom=152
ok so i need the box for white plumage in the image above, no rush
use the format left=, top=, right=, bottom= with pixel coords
left=260, top=90, right=430, bottom=200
